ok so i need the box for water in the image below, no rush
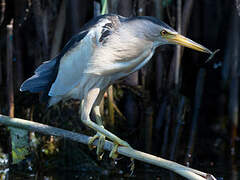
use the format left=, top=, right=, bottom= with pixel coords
left=0, top=159, right=238, bottom=180
left=0, top=132, right=239, bottom=180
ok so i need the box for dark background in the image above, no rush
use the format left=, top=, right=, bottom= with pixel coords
left=0, top=0, right=239, bottom=179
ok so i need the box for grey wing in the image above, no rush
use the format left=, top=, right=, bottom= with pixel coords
left=20, top=58, right=58, bottom=93
left=19, top=30, right=89, bottom=102
left=48, top=15, right=121, bottom=97
left=20, top=14, right=122, bottom=103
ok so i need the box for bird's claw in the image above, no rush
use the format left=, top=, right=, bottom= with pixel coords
left=88, top=132, right=106, bottom=160
left=89, top=133, right=132, bottom=160
left=88, top=134, right=98, bottom=150
left=96, top=134, right=105, bottom=160
left=109, top=140, right=132, bottom=159
left=109, top=144, right=119, bottom=159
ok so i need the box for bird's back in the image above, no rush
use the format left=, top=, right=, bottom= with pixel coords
left=20, top=14, right=124, bottom=105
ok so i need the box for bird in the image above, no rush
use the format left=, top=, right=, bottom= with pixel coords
left=20, top=14, right=212, bottom=159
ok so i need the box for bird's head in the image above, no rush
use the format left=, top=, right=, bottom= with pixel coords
left=133, top=17, right=212, bottom=54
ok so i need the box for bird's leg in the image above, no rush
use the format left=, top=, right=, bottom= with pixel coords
left=88, top=106, right=106, bottom=160
left=81, top=88, right=131, bottom=159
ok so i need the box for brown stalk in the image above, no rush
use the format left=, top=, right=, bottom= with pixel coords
left=6, top=20, right=14, bottom=118
left=107, top=86, right=115, bottom=128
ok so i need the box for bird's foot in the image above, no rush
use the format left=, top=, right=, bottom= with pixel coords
left=109, top=139, right=132, bottom=159
left=88, top=132, right=106, bottom=160
left=109, top=143, right=119, bottom=159
left=88, top=131, right=132, bottom=160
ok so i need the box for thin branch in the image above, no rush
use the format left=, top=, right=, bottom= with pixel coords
left=50, top=0, right=66, bottom=58
left=0, top=114, right=216, bottom=180
left=174, top=0, right=182, bottom=85
left=112, top=102, right=126, bottom=120
left=107, top=86, right=115, bottom=128
left=169, top=0, right=195, bottom=86
left=6, top=20, right=14, bottom=118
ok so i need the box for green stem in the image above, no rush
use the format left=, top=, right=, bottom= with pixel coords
left=101, top=0, right=108, bottom=15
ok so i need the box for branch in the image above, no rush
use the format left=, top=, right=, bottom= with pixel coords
left=0, top=114, right=216, bottom=180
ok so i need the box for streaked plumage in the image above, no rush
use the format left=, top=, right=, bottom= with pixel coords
left=20, top=14, right=211, bottom=158
left=20, top=14, right=176, bottom=106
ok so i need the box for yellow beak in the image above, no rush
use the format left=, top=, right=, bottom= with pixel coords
left=166, top=34, right=212, bottom=54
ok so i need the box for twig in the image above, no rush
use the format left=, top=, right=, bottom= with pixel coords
left=112, top=102, right=126, bottom=120
left=169, top=0, right=195, bottom=86
left=107, top=85, right=115, bottom=128
left=0, top=114, right=216, bottom=180
left=174, top=0, right=182, bottom=85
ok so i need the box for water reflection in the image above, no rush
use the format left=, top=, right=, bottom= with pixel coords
left=0, top=162, right=236, bottom=180
left=0, top=153, right=239, bottom=180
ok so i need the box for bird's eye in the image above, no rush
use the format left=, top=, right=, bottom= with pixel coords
left=160, top=30, right=167, bottom=36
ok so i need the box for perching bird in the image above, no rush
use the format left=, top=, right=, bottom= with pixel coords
left=20, top=14, right=212, bottom=159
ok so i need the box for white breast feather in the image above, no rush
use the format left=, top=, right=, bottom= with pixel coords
left=84, top=26, right=154, bottom=79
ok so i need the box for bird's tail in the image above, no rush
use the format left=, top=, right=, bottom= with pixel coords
left=20, top=58, right=58, bottom=93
